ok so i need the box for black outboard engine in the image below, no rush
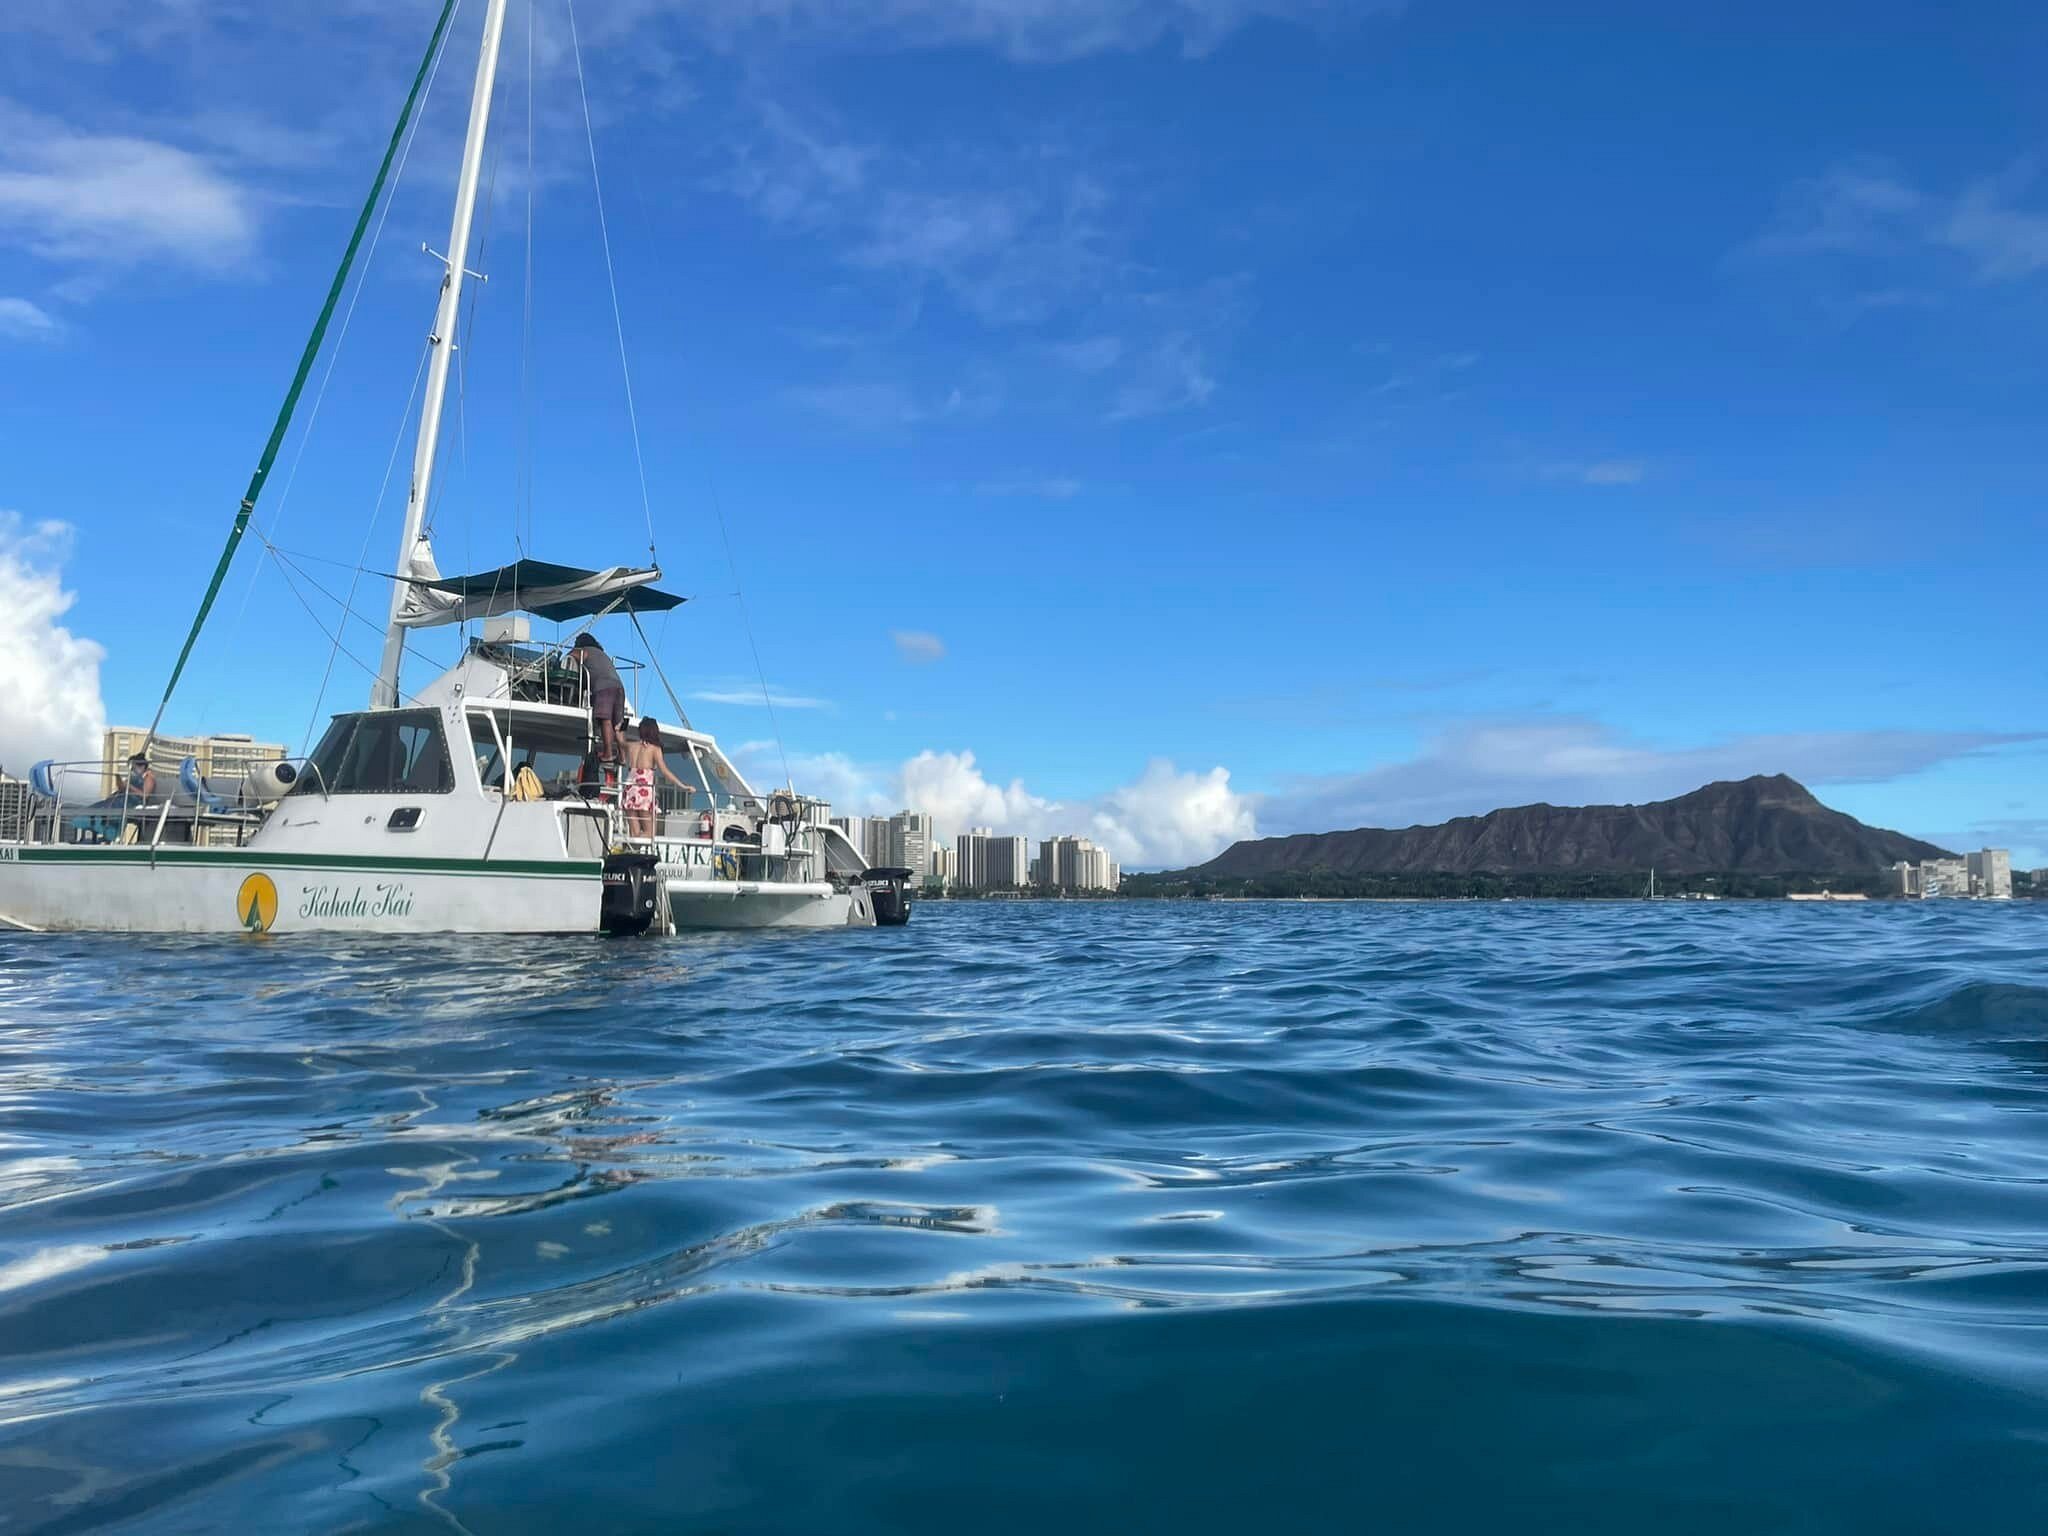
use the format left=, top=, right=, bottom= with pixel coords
left=863, top=866, right=914, bottom=927
left=600, top=850, right=662, bottom=936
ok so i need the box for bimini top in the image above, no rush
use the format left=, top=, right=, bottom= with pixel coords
left=394, top=541, right=685, bottom=629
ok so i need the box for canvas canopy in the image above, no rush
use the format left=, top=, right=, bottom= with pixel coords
left=393, top=539, right=684, bottom=628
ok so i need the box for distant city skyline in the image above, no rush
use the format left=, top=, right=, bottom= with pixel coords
left=2, top=3, right=2042, bottom=866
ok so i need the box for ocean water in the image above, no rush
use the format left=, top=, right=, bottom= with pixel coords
left=2, top=902, right=2046, bottom=1534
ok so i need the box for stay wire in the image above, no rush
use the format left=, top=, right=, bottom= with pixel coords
left=565, top=0, right=658, bottom=566
left=708, top=482, right=791, bottom=792
left=516, top=0, right=537, bottom=556
left=301, top=335, right=435, bottom=747
left=192, top=0, right=459, bottom=729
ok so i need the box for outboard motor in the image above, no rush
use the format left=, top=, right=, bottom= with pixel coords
left=600, top=850, right=662, bottom=936
left=863, top=866, right=915, bottom=927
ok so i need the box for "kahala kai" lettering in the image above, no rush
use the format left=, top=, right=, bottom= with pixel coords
left=297, top=882, right=416, bottom=919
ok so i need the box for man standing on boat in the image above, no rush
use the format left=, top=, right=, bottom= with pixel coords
left=569, top=632, right=625, bottom=762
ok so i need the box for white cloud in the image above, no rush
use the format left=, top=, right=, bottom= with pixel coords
left=1086, top=759, right=1257, bottom=867
left=1261, top=717, right=2044, bottom=838
left=1942, top=169, right=2048, bottom=280
left=0, top=513, right=107, bottom=772
left=782, top=749, right=889, bottom=811
left=745, top=736, right=1257, bottom=866
left=892, top=630, right=946, bottom=663
left=0, top=298, right=60, bottom=341
left=691, top=688, right=829, bottom=710
left=0, top=101, right=255, bottom=273
left=1748, top=157, right=2048, bottom=295
left=898, top=749, right=1054, bottom=833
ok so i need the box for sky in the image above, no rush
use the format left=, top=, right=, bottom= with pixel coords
left=1, top=0, right=2044, bottom=868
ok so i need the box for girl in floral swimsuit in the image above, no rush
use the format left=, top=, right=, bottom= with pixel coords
left=622, top=716, right=692, bottom=840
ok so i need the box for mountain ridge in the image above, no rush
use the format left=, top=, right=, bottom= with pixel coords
left=1191, top=775, right=1951, bottom=879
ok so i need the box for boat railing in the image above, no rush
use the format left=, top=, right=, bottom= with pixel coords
left=9, top=757, right=277, bottom=850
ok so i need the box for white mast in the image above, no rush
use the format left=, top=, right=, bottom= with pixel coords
left=373, top=0, right=510, bottom=709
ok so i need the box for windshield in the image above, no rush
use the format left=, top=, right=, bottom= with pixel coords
left=293, top=711, right=454, bottom=795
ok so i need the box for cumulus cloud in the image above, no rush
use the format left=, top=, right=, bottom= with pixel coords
left=733, top=735, right=1256, bottom=867
left=0, top=513, right=107, bottom=771
left=1086, top=759, right=1257, bottom=868
left=897, top=749, right=1053, bottom=832
left=1261, top=716, right=2043, bottom=836
left=892, top=630, right=946, bottom=663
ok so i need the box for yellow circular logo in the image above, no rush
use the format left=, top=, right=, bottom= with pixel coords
left=236, top=873, right=279, bottom=933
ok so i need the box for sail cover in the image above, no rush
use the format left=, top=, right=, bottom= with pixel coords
left=393, top=540, right=684, bottom=628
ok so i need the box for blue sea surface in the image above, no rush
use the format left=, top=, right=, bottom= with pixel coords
left=2, top=901, right=2046, bottom=1533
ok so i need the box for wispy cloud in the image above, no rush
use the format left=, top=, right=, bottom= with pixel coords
left=975, top=475, right=1081, bottom=499
left=0, top=297, right=60, bottom=341
left=684, top=0, right=1400, bottom=63
left=1549, top=458, right=1646, bottom=486
left=784, top=380, right=928, bottom=431
left=0, top=100, right=257, bottom=276
left=691, top=687, right=830, bottom=710
left=892, top=630, right=946, bottom=663
left=1043, top=335, right=1123, bottom=372
left=1744, top=156, right=2048, bottom=303
left=1107, top=330, right=1218, bottom=421
left=1261, top=717, right=2045, bottom=837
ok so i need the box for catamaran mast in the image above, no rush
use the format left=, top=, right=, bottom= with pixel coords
left=373, top=0, right=510, bottom=709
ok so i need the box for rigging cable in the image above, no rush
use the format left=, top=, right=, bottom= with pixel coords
left=190, top=1, right=462, bottom=740
left=141, top=0, right=465, bottom=748
left=565, top=0, right=659, bottom=566
left=301, top=336, right=435, bottom=750
left=516, top=0, right=537, bottom=556
left=709, top=483, right=792, bottom=792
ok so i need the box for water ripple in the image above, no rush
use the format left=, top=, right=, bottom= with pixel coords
left=2, top=902, right=2046, bottom=1532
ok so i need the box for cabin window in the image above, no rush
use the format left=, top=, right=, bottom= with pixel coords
left=658, top=748, right=710, bottom=814
left=294, top=711, right=455, bottom=795
left=474, top=711, right=596, bottom=801
left=467, top=711, right=508, bottom=791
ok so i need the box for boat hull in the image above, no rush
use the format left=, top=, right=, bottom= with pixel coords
left=0, top=845, right=601, bottom=935
left=663, top=877, right=874, bottom=929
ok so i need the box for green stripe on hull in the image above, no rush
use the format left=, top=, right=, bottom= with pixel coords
left=16, top=848, right=600, bottom=879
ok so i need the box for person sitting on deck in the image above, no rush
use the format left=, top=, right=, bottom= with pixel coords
left=123, top=753, right=157, bottom=801
left=568, top=631, right=625, bottom=762
left=621, top=716, right=692, bottom=840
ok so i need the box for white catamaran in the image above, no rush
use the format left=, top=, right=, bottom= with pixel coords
left=0, top=0, right=912, bottom=936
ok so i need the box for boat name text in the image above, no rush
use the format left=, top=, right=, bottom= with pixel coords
left=299, top=882, right=416, bottom=920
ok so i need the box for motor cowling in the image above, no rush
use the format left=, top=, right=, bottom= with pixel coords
left=600, top=851, right=662, bottom=935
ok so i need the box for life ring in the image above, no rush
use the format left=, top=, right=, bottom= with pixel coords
left=713, top=848, right=739, bottom=880
left=696, top=810, right=715, bottom=839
